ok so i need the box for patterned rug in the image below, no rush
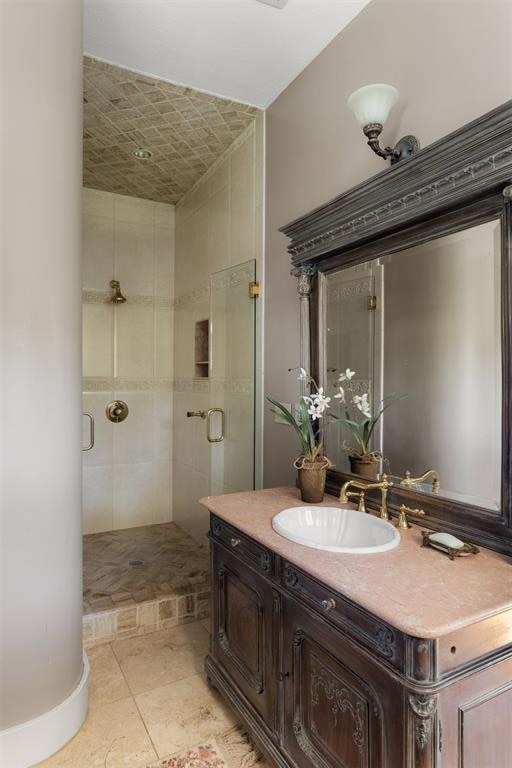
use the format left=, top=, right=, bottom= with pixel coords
left=143, top=726, right=269, bottom=768
left=144, top=739, right=227, bottom=768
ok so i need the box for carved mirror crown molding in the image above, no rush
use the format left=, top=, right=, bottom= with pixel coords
left=281, top=100, right=512, bottom=555
left=281, top=100, right=512, bottom=266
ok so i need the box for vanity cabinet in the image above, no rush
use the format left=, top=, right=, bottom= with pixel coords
left=280, top=599, right=403, bottom=768
left=206, top=513, right=512, bottom=768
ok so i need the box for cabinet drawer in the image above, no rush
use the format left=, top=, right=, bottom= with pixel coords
left=281, top=561, right=403, bottom=670
left=210, top=515, right=273, bottom=576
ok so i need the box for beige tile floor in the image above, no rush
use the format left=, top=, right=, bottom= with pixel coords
left=36, top=620, right=268, bottom=768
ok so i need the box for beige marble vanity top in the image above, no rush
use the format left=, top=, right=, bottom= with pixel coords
left=200, top=487, right=512, bottom=639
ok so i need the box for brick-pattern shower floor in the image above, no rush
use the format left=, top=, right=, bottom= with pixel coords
left=83, top=523, right=210, bottom=647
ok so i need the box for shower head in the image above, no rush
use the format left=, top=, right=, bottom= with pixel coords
left=109, top=280, right=127, bottom=304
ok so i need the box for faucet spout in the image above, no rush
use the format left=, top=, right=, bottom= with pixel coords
left=339, top=473, right=393, bottom=520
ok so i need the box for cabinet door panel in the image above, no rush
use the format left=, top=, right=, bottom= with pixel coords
left=212, top=545, right=276, bottom=726
left=282, top=598, right=403, bottom=768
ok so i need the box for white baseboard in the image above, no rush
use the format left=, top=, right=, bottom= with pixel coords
left=0, top=652, right=89, bottom=768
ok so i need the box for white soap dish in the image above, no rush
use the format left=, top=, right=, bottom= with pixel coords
left=421, top=530, right=479, bottom=560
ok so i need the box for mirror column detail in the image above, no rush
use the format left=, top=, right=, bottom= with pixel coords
left=291, top=265, right=316, bottom=395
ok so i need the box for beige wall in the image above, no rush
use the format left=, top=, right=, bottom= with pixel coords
left=82, top=189, right=175, bottom=533
left=264, top=0, right=512, bottom=487
left=0, top=0, right=84, bottom=741
left=173, top=119, right=264, bottom=542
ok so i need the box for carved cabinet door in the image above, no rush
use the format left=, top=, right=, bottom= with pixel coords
left=211, top=544, right=277, bottom=728
left=281, top=597, right=404, bottom=768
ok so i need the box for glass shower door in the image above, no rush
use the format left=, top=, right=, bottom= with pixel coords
left=208, top=260, right=256, bottom=496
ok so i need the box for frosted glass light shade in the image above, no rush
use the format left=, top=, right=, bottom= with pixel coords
left=347, top=84, right=399, bottom=127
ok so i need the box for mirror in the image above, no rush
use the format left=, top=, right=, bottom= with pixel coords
left=323, top=219, right=502, bottom=512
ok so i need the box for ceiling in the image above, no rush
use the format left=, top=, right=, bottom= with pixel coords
left=84, top=0, right=370, bottom=109
left=83, top=56, right=260, bottom=205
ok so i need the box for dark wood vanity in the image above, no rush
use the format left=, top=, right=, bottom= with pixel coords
left=204, top=101, right=512, bottom=767
left=203, top=489, right=512, bottom=768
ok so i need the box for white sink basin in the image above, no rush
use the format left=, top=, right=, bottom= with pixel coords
left=272, top=506, right=400, bottom=554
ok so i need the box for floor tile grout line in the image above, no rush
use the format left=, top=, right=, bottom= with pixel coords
left=132, top=693, right=160, bottom=761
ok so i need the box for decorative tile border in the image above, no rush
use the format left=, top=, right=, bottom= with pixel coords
left=83, top=588, right=210, bottom=647
left=173, top=378, right=253, bottom=395
left=173, top=285, right=209, bottom=308
left=83, top=289, right=172, bottom=310
left=83, top=377, right=172, bottom=392
left=173, top=377, right=210, bottom=394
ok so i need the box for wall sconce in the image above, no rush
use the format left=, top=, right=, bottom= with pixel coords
left=347, top=83, right=420, bottom=165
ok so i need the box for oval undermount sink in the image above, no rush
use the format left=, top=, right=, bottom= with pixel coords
left=272, top=506, right=400, bottom=554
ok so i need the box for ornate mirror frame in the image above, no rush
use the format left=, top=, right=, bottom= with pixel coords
left=280, top=100, right=512, bottom=555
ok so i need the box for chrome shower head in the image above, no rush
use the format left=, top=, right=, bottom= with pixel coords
left=109, top=280, right=126, bottom=304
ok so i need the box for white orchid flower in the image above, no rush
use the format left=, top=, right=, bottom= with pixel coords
left=334, top=386, right=345, bottom=402
left=305, top=389, right=331, bottom=420
left=339, top=368, right=356, bottom=382
left=297, top=367, right=308, bottom=381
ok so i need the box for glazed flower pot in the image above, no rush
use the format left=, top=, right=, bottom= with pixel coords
left=294, top=456, right=331, bottom=503
left=349, top=455, right=380, bottom=480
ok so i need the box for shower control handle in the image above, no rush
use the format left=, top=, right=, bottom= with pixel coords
left=106, top=400, right=129, bottom=423
left=187, top=410, right=206, bottom=419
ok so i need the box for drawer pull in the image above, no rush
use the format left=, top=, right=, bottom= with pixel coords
left=321, top=598, right=336, bottom=612
left=230, top=537, right=241, bottom=547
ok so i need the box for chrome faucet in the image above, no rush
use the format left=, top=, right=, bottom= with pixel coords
left=339, top=473, right=393, bottom=520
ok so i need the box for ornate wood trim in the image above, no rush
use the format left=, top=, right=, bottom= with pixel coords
left=281, top=100, right=512, bottom=265
left=407, top=694, right=438, bottom=767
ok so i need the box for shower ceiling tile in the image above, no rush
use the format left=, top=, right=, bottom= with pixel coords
left=83, top=57, right=261, bottom=206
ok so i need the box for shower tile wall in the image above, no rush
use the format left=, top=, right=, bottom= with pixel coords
left=173, top=119, right=263, bottom=542
left=82, top=188, right=174, bottom=534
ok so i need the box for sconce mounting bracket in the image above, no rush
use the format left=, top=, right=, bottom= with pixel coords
left=363, top=123, right=420, bottom=165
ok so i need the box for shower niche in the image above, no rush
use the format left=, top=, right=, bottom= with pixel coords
left=195, top=318, right=209, bottom=378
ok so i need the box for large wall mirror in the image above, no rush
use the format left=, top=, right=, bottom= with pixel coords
left=323, top=219, right=502, bottom=513
left=281, top=100, right=512, bottom=554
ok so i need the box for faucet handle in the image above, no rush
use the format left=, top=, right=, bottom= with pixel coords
left=345, top=490, right=366, bottom=513
left=396, top=504, right=425, bottom=529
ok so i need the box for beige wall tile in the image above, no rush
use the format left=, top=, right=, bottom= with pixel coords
left=155, top=309, right=172, bottom=378
left=83, top=187, right=115, bottom=218
left=114, top=194, right=155, bottom=225
left=82, top=213, right=114, bottom=291
left=83, top=304, right=114, bottom=377
left=152, top=461, right=171, bottom=524
left=113, top=462, right=154, bottom=529
left=208, top=158, right=229, bottom=197
left=230, top=156, right=255, bottom=267
left=155, top=227, right=174, bottom=298
left=113, top=391, right=154, bottom=464
left=114, top=220, right=155, bottom=295
left=83, top=189, right=174, bottom=533
left=115, top=305, right=154, bottom=378
left=82, top=393, right=114, bottom=467
left=208, top=185, right=230, bottom=275
left=82, top=465, right=114, bottom=534
left=154, top=202, right=175, bottom=229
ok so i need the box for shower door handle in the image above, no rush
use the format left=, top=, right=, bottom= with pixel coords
left=82, top=412, right=95, bottom=451
left=207, top=408, right=224, bottom=443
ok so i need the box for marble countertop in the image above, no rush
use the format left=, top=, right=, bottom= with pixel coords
left=200, top=487, right=512, bottom=639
